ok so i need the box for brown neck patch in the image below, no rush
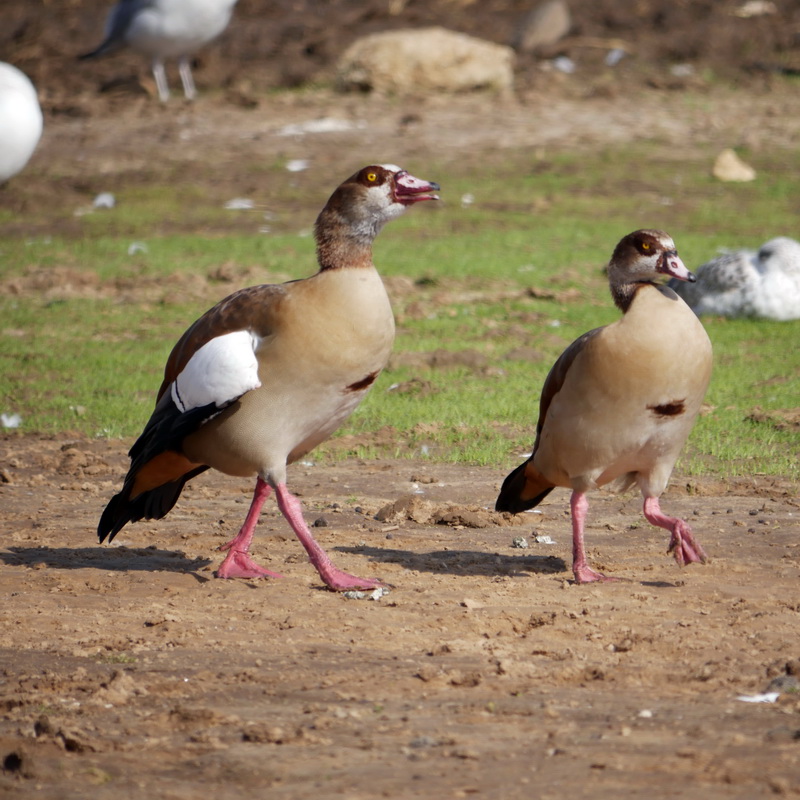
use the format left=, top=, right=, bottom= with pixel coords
left=612, top=280, right=655, bottom=313
left=314, top=195, right=375, bottom=271
left=315, top=235, right=374, bottom=271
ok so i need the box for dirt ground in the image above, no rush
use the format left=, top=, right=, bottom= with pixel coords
left=1, top=437, right=799, bottom=799
left=2, top=0, right=800, bottom=797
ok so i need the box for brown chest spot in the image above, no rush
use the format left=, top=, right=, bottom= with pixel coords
left=345, top=371, right=379, bottom=393
left=648, top=401, right=685, bottom=417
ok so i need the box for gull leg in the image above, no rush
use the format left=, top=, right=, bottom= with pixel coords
left=151, top=60, right=170, bottom=101
left=178, top=56, right=197, bottom=100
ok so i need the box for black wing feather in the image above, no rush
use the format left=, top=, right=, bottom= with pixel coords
left=97, top=392, right=227, bottom=542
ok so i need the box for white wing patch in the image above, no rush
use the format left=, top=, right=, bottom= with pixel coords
left=171, top=330, right=261, bottom=413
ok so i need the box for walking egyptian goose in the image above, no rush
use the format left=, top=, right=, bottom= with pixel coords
left=668, top=236, right=800, bottom=321
left=81, top=0, right=238, bottom=101
left=99, top=164, right=440, bottom=589
left=496, top=230, right=713, bottom=583
left=0, top=63, right=43, bottom=183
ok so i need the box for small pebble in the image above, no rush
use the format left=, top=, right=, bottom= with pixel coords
left=670, top=63, right=695, bottom=78
left=224, top=198, right=254, bottom=210
left=409, top=735, right=438, bottom=749
left=605, top=48, right=626, bottom=67
left=343, top=587, right=389, bottom=601
left=511, top=536, right=529, bottom=549
left=552, top=56, right=575, bottom=74
left=93, top=192, right=115, bottom=209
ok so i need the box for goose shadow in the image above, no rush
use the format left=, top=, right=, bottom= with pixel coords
left=0, top=545, right=213, bottom=581
left=334, top=544, right=567, bottom=578
left=335, top=546, right=689, bottom=587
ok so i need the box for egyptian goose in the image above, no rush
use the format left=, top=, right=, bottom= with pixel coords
left=99, top=164, right=440, bottom=589
left=668, top=236, right=800, bottom=321
left=0, top=63, right=43, bottom=183
left=81, top=0, right=238, bottom=101
left=496, top=230, right=713, bottom=583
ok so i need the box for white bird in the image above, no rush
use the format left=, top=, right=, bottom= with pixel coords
left=81, top=0, right=239, bottom=101
left=669, top=237, right=800, bottom=321
left=496, top=230, right=713, bottom=584
left=0, top=63, right=43, bottom=184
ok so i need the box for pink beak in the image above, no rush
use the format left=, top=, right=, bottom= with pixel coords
left=658, top=250, right=696, bottom=283
left=393, top=171, right=440, bottom=204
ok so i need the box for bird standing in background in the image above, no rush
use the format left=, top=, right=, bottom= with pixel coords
left=496, top=230, right=713, bottom=583
left=81, top=0, right=239, bottom=101
left=0, top=62, right=43, bottom=183
left=668, top=236, right=800, bottom=321
left=99, top=165, right=441, bottom=589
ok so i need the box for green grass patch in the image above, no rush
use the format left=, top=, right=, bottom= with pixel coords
left=1, top=141, right=798, bottom=478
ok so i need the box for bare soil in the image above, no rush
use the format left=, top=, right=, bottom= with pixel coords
left=1, top=436, right=800, bottom=799
left=2, top=1, right=800, bottom=797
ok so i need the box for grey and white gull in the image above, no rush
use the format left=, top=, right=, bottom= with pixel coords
left=81, top=0, right=239, bottom=101
left=669, top=237, right=800, bottom=321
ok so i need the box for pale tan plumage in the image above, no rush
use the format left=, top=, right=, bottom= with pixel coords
left=181, top=267, right=395, bottom=482
left=496, top=230, right=713, bottom=583
left=99, top=164, right=440, bottom=590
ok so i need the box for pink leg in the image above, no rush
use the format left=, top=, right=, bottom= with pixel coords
left=571, top=491, right=616, bottom=584
left=216, top=478, right=285, bottom=580
left=642, top=496, right=707, bottom=567
left=274, top=482, right=385, bottom=591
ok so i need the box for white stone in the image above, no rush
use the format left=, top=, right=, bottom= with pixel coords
left=336, top=27, right=514, bottom=94
left=712, top=148, right=756, bottom=182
